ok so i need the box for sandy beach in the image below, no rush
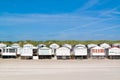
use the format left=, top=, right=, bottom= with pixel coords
left=0, top=59, right=120, bottom=80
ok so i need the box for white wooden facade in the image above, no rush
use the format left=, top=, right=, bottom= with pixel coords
left=21, top=44, right=33, bottom=57
left=38, top=47, right=52, bottom=55
left=62, top=44, right=72, bottom=49
left=87, top=44, right=98, bottom=49
left=0, top=43, right=7, bottom=48
left=108, top=47, right=120, bottom=56
left=56, top=47, right=71, bottom=56
left=75, top=44, right=86, bottom=48
left=100, top=43, right=111, bottom=49
left=11, top=43, right=22, bottom=55
left=49, top=43, right=59, bottom=55
left=74, top=46, right=87, bottom=56
left=112, top=43, right=120, bottom=48
left=1, top=47, right=17, bottom=56
left=90, top=46, right=105, bottom=56
left=0, top=43, right=7, bottom=56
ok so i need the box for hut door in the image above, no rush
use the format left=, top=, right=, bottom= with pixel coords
left=0, top=49, right=2, bottom=54
left=33, top=49, right=38, bottom=56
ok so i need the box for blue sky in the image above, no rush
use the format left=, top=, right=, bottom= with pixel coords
left=0, top=0, right=120, bottom=41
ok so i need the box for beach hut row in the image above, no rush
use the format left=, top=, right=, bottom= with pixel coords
left=0, top=43, right=120, bottom=59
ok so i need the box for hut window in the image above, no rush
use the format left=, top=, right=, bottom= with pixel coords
left=39, top=50, right=49, bottom=55
left=92, top=49, right=97, bottom=53
left=9, top=49, right=16, bottom=53
left=0, top=49, right=1, bottom=53
left=98, top=49, right=101, bottom=53
left=92, top=49, right=94, bottom=53
left=97, top=49, right=99, bottom=53
left=6, top=49, right=9, bottom=52
left=101, top=49, right=104, bottom=53
left=95, top=49, right=97, bottom=53
left=100, top=49, right=102, bottom=53
left=3, top=49, right=6, bottom=52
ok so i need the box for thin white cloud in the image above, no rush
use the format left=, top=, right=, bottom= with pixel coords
left=111, top=11, right=120, bottom=15
left=50, top=5, right=120, bottom=35
left=83, top=25, right=120, bottom=34
left=48, top=18, right=112, bottom=35
left=99, top=7, right=119, bottom=17
left=0, top=5, right=119, bottom=40
left=80, top=0, right=100, bottom=11
left=0, top=13, right=99, bottom=27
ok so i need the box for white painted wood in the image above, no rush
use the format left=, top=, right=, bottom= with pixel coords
left=21, top=47, right=33, bottom=56
left=21, top=44, right=33, bottom=57
left=87, top=44, right=98, bottom=49
left=109, top=47, right=120, bottom=56
left=74, top=47, right=87, bottom=56
left=11, top=43, right=22, bottom=55
left=16, top=48, right=22, bottom=55
left=49, top=43, right=59, bottom=55
left=2, top=47, right=17, bottom=56
left=49, top=43, right=59, bottom=49
left=100, top=43, right=111, bottom=49
left=11, top=43, right=20, bottom=48
left=0, top=43, right=7, bottom=48
left=38, top=47, right=52, bottom=55
left=62, top=44, right=72, bottom=49
left=56, top=47, right=70, bottom=56
left=33, top=56, right=39, bottom=60
left=112, top=43, right=120, bottom=47
left=23, top=44, right=33, bottom=48
left=75, top=44, right=86, bottom=48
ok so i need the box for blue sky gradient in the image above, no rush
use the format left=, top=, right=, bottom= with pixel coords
left=0, top=0, right=120, bottom=41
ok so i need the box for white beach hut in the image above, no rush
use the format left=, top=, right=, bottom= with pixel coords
left=90, top=46, right=105, bottom=58
left=38, top=47, right=52, bottom=59
left=0, top=43, right=7, bottom=56
left=0, top=43, right=7, bottom=48
left=49, top=43, right=60, bottom=59
left=49, top=43, right=59, bottom=49
left=87, top=44, right=98, bottom=58
left=11, top=43, right=20, bottom=48
left=112, top=43, right=120, bottom=48
left=100, top=43, right=111, bottom=49
left=23, top=43, right=33, bottom=48
left=37, top=44, right=46, bottom=48
left=1, top=46, right=17, bottom=58
left=75, top=44, right=86, bottom=48
left=87, top=44, right=98, bottom=49
left=62, top=44, right=72, bottom=49
left=108, top=47, right=120, bottom=59
left=56, top=47, right=71, bottom=59
left=21, top=44, right=33, bottom=59
left=100, top=43, right=111, bottom=57
left=11, top=43, right=22, bottom=56
left=49, top=43, right=59, bottom=55
left=73, top=46, right=87, bottom=59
